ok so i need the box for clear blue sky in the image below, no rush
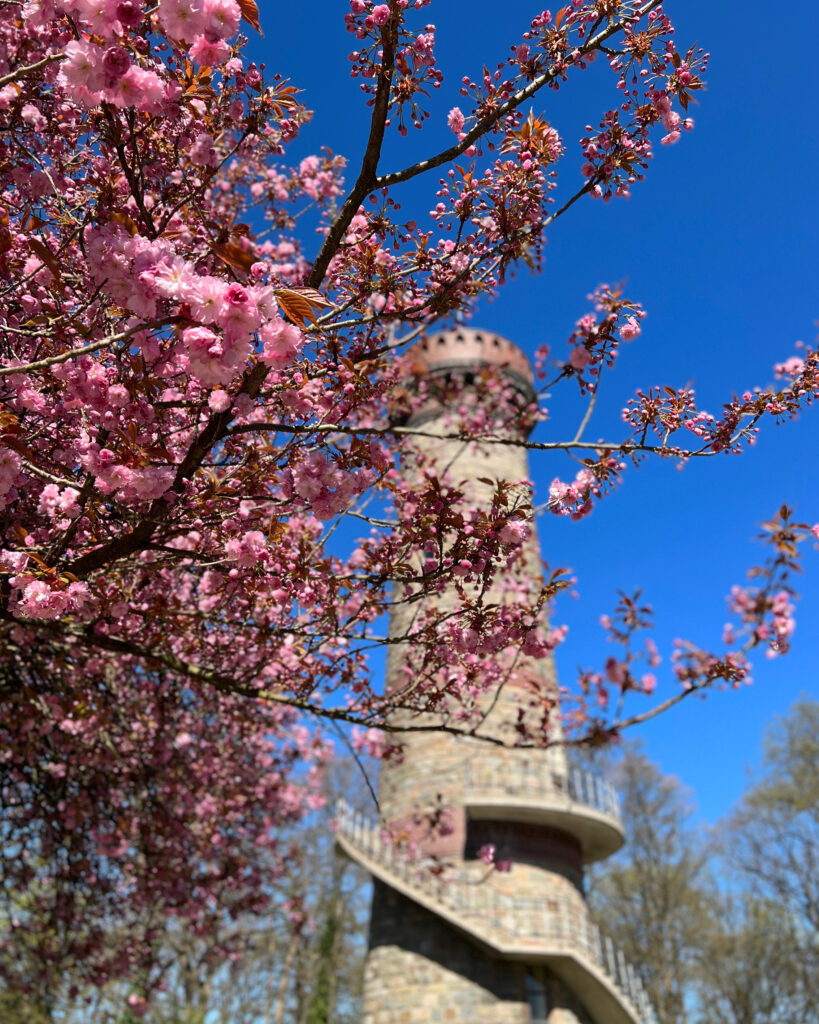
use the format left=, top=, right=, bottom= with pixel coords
left=248, top=2, right=819, bottom=822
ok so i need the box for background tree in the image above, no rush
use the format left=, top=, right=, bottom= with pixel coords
left=692, top=893, right=810, bottom=1024
left=1, top=0, right=817, bottom=1009
left=587, top=746, right=710, bottom=1024
left=0, top=761, right=370, bottom=1024
left=697, top=697, right=819, bottom=1024
left=723, top=697, right=819, bottom=939
left=588, top=700, right=819, bottom=1024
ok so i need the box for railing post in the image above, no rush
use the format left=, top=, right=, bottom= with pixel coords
left=617, top=950, right=628, bottom=992
left=627, top=964, right=638, bottom=1004
left=604, top=936, right=616, bottom=979
left=592, top=922, right=603, bottom=966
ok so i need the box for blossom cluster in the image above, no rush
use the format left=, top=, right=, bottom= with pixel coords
left=345, top=0, right=443, bottom=134
left=1, top=0, right=813, bottom=1009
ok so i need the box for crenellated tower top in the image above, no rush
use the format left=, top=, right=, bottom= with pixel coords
left=404, top=327, right=536, bottom=432
left=414, top=327, right=534, bottom=393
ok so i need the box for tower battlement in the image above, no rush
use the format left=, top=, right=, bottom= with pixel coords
left=410, top=327, right=536, bottom=408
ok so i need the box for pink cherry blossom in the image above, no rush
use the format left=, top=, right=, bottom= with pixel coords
left=569, top=346, right=591, bottom=369
left=0, top=447, right=22, bottom=502
left=225, top=530, right=268, bottom=568
left=620, top=316, right=642, bottom=341
left=60, top=39, right=107, bottom=94
left=158, top=0, right=207, bottom=42
left=447, top=106, right=465, bottom=136
left=477, top=843, right=496, bottom=865
left=189, top=33, right=231, bottom=65
left=155, top=256, right=200, bottom=302
left=105, top=66, right=167, bottom=112
left=499, top=519, right=530, bottom=547
left=189, top=276, right=228, bottom=324
left=189, top=132, right=219, bottom=167
left=217, top=283, right=261, bottom=336
left=201, top=0, right=241, bottom=39
left=259, top=318, right=304, bottom=366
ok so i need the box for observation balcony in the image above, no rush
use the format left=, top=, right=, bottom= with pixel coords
left=464, top=759, right=625, bottom=863
left=336, top=801, right=654, bottom=1024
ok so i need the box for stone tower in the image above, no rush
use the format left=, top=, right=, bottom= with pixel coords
left=336, top=329, right=654, bottom=1024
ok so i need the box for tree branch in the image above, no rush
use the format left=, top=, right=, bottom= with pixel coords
left=374, top=2, right=662, bottom=190
left=224, top=419, right=720, bottom=460
left=0, top=319, right=173, bottom=377
left=0, top=52, right=65, bottom=89
left=305, top=21, right=398, bottom=288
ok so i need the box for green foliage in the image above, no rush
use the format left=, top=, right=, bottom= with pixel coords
left=304, top=897, right=339, bottom=1024
left=0, top=989, right=53, bottom=1024
left=693, top=894, right=810, bottom=1024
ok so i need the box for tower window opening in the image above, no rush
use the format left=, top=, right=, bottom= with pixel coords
left=525, top=965, right=549, bottom=1022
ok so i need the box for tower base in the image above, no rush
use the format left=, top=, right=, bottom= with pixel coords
left=363, top=881, right=594, bottom=1024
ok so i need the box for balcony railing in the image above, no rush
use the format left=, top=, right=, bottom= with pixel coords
left=464, top=759, right=622, bottom=825
left=336, top=800, right=655, bottom=1024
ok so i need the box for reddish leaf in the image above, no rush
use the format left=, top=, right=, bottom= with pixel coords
left=145, top=445, right=173, bottom=461
left=275, top=290, right=319, bottom=328
left=267, top=83, right=302, bottom=119
left=26, top=551, right=52, bottom=572
left=3, top=435, right=38, bottom=462
left=212, top=241, right=256, bottom=273
left=21, top=211, right=46, bottom=231
left=554, top=7, right=566, bottom=30
left=0, top=205, right=10, bottom=255
left=110, top=211, right=139, bottom=236
left=274, top=287, right=332, bottom=328
left=237, top=0, right=262, bottom=34
left=29, top=237, right=62, bottom=281
left=0, top=409, right=19, bottom=435
left=293, top=287, right=332, bottom=310
left=268, top=519, right=286, bottom=543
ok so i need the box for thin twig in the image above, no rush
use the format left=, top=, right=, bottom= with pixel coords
left=306, top=20, right=398, bottom=288
left=0, top=52, right=65, bottom=89
left=224, top=419, right=720, bottom=460
left=0, top=319, right=172, bottom=377
left=374, top=3, right=662, bottom=190
left=572, top=379, right=601, bottom=444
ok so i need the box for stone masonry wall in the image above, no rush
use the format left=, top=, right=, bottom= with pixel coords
left=364, top=881, right=595, bottom=1024
left=379, top=418, right=567, bottom=846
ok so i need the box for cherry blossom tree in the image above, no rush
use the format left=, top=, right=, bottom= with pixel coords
left=1, top=0, right=817, bottom=1009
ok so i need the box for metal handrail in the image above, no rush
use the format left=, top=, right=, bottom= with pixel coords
left=464, top=758, right=622, bottom=824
